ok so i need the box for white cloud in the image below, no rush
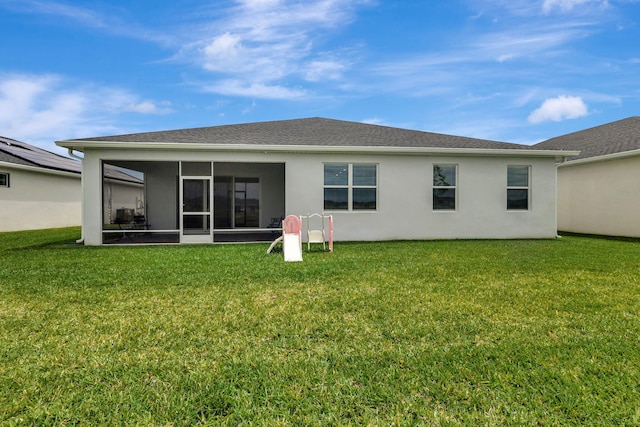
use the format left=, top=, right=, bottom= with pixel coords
left=202, top=33, right=243, bottom=64
left=203, top=79, right=307, bottom=99
left=361, top=117, right=386, bottom=125
left=100, top=89, right=174, bottom=115
left=198, top=31, right=303, bottom=82
left=0, top=0, right=106, bottom=26
left=471, top=0, right=609, bottom=15
left=0, top=73, right=172, bottom=152
left=466, top=0, right=542, bottom=17
left=122, top=100, right=173, bottom=114
left=0, top=0, right=172, bottom=44
left=181, top=0, right=365, bottom=98
left=367, top=21, right=590, bottom=99
left=497, top=54, right=516, bottom=62
left=527, top=95, right=588, bottom=123
left=475, top=22, right=591, bottom=63
left=237, top=0, right=282, bottom=8
left=304, top=59, right=347, bottom=82
left=241, top=100, right=257, bottom=114
left=542, top=0, right=610, bottom=13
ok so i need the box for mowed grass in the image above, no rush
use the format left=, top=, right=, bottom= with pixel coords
left=1, top=228, right=639, bottom=426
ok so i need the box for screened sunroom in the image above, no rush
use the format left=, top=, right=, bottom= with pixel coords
left=101, top=160, right=285, bottom=244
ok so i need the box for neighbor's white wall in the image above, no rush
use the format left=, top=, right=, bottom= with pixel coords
left=79, top=148, right=559, bottom=244
left=557, top=155, right=640, bottom=237
left=103, top=180, right=145, bottom=224
left=0, top=165, right=81, bottom=232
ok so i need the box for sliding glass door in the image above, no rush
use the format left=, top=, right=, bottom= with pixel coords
left=235, top=178, right=260, bottom=228
left=213, top=176, right=260, bottom=229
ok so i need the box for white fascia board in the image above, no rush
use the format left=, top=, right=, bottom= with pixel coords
left=57, top=140, right=580, bottom=159
left=0, top=161, right=80, bottom=178
left=558, top=148, right=640, bottom=167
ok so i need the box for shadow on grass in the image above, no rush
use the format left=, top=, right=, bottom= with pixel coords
left=559, top=231, right=640, bottom=243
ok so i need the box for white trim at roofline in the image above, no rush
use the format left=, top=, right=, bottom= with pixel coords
left=0, top=161, right=80, bottom=178
left=56, top=140, right=580, bottom=160
left=558, top=148, right=640, bottom=167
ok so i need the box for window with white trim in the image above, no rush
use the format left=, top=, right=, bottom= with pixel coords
left=507, top=165, right=530, bottom=210
left=324, top=163, right=377, bottom=211
left=0, top=172, right=9, bottom=188
left=433, top=164, right=456, bottom=210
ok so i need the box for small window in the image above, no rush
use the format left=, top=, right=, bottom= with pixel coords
left=0, top=172, right=9, bottom=188
left=433, top=164, right=456, bottom=210
left=507, top=166, right=530, bottom=210
left=324, top=163, right=377, bottom=211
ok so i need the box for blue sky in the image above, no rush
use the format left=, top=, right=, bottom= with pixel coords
left=1, top=0, right=639, bottom=154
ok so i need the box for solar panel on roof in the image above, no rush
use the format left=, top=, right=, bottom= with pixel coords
left=0, top=150, right=33, bottom=166
left=0, top=137, right=80, bottom=173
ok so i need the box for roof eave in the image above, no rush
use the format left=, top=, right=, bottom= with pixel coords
left=558, top=148, right=640, bottom=167
left=56, top=140, right=579, bottom=158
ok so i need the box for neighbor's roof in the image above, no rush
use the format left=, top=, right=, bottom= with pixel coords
left=58, top=117, right=577, bottom=157
left=103, top=166, right=145, bottom=185
left=0, top=136, right=144, bottom=184
left=535, top=116, right=640, bottom=162
left=0, top=136, right=81, bottom=174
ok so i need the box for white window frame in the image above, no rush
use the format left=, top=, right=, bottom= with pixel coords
left=432, top=164, right=457, bottom=211
left=0, top=172, right=9, bottom=188
left=323, top=163, right=378, bottom=211
left=507, top=165, right=531, bottom=211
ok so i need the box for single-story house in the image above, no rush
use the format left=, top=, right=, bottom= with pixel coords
left=56, top=117, right=578, bottom=245
left=0, top=136, right=143, bottom=232
left=535, top=116, right=640, bottom=237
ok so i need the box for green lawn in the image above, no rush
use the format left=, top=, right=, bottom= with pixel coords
left=1, top=228, right=639, bottom=426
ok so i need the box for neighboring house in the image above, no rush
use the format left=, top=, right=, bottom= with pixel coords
left=56, top=117, right=578, bottom=245
left=0, top=136, right=82, bottom=232
left=0, top=136, right=144, bottom=232
left=535, top=116, right=640, bottom=237
left=103, top=165, right=146, bottom=226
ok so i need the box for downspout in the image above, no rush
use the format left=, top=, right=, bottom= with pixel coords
left=554, top=156, right=569, bottom=239
left=555, top=163, right=560, bottom=238
left=68, top=149, right=85, bottom=244
left=67, top=148, right=83, bottom=161
left=556, top=155, right=575, bottom=238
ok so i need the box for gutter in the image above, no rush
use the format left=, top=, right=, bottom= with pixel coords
left=67, top=148, right=84, bottom=161
left=56, top=140, right=581, bottom=159
left=558, top=148, right=640, bottom=167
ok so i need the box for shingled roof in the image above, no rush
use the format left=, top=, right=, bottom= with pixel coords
left=535, top=116, right=640, bottom=161
left=0, top=136, right=81, bottom=173
left=65, top=117, right=538, bottom=151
